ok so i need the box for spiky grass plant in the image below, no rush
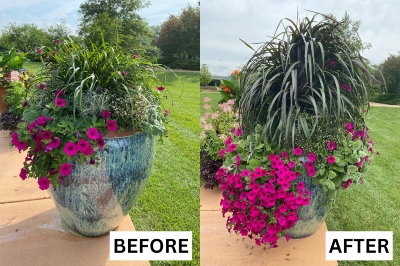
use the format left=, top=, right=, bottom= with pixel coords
left=240, top=12, right=378, bottom=149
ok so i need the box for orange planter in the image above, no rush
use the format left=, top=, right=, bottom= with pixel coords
left=0, top=87, right=10, bottom=113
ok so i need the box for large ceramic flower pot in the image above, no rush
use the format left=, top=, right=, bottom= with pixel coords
left=283, top=174, right=331, bottom=239
left=48, top=132, right=155, bottom=237
left=0, top=87, right=9, bottom=113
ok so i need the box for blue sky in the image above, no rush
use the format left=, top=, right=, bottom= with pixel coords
left=201, top=0, right=400, bottom=76
left=0, top=0, right=198, bottom=34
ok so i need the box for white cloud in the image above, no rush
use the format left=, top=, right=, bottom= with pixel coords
left=201, top=0, right=400, bottom=75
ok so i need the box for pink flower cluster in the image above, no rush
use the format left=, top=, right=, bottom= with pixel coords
left=217, top=139, right=312, bottom=248
left=12, top=109, right=118, bottom=190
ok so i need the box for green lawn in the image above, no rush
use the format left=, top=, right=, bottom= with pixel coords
left=200, top=92, right=220, bottom=115
left=24, top=61, right=45, bottom=74
left=130, top=71, right=200, bottom=266
left=326, top=106, right=400, bottom=265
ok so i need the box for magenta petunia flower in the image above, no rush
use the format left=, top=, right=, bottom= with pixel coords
left=89, top=158, right=95, bottom=165
left=22, top=101, right=28, bottom=107
left=307, top=152, right=316, bottom=162
left=102, top=110, right=111, bottom=118
left=241, top=169, right=250, bottom=177
left=38, top=176, right=50, bottom=190
left=64, top=142, right=78, bottom=157
left=157, top=86, right=165, bottom=91
left=77, top=139, right=90, bottom=152
left=59, top=162, right=72, bottom=177
left=308, top=168, right=316, bottom=177
left=342, top=179, right=352, bottom=189
left=297, top=182, right=305, bottom=191
left=97, top=138, right=105, bottom=149
left=55, top=98, right=66, bottom=107
left=228, top=143, right=237, bottom=152
left=164, top=109, right=169, bottom=116
left=19, top=168, right=27, bottom=180
left=293, top=147, right=303, bottom=156
left=357, top=130, right=365, bottom=139
left=107, top=119, right=117, bottom=131
left=37, top=116, right=47, bottom=126
left=219, top=149, right=225, bottom=158
left=327, top=141, right=336, bottom=151
left=82, top=146, right=94, bottom=156
left=132, top=54, right=137, bottom=59
left=87, top=128, right=100, bottom=140
left=285, top=234, right=291, bottom=242
left=305, top=161, right=314, bottom=170
left=40, top=130, right=53, bottom=140
left=47, top=137, right=61, bottom=149
left=39, top=83, right=46, bottom=89
left=121, top=71, right=126, bottom=77
left=288, top=161, right=296, bottom=169
left=281, top=151, right=288, bottom=159
left=327, top=155, right=336, bottom=164
left=236, top=128, right=242, bottom=137
left=345, top=122, right=353, bottom=132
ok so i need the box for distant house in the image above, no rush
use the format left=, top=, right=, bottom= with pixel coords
left=206, top=75, right=230, bottom=87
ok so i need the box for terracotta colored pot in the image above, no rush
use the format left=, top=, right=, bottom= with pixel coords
left=0, top=87, right=9, bottom=113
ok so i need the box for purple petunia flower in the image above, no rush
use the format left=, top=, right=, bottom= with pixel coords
left=38, top=176, right=50, bottom=190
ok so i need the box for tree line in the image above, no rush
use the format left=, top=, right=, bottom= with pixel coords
left=0, top=0, right=199, bottom=70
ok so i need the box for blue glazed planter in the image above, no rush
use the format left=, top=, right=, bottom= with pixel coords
left=48, top=132, right=155, bottom=237
left=283, top=174, right=331, bottom=239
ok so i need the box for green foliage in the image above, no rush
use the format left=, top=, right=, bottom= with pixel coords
left=379, top=53, right=400, bottom=94
left=200, top=64, right=212, bottom=85
left=0, top=22, right=48, bottom=53
left=327, top=107, right=400, bottom=266
left=36, top=38, right=167, bottom=134
left=219, top=70, right=242, bottom=105
left=0, top=48, right=28, bottom=69
left=4, top=80, right=27, bottom=116
left=328, top=11, right=372, bottom=55
left=240, top=13, right=377, bottom=149
left=154, top=4, right=200, bottom=59
left=78, top=0, right=158, bottom=58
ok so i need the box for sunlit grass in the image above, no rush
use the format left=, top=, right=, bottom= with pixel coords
left=327, top=106, right=400, bottom=266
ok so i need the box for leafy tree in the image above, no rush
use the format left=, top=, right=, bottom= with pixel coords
left=78, top=0, right=158, bottom=57
left=200, top=64, right=212, bottom=85
left=380, top=53, right=400, bottom=94
left=0, top=22, right=50, bottom=52
left=327, top=11, right=371, bottom=55
left=155, top=15, right=184, bottom=57
left=46, top=19, right=73, bottom=43
left=180, top=5, right=200, bottom=59
left=155, top=4, right=199, bottom=59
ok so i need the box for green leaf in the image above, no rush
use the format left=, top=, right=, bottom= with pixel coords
left=312, top=178, right=320, bottom=186
left=328, top=170, right=337, bottom=179
left=348, top=165, right=358, bottom=173
left=249, top=159, right=261, bottom=168
left=333, top=166, right=344, bottom=172
left=327, top=180, right=335, bottom=190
